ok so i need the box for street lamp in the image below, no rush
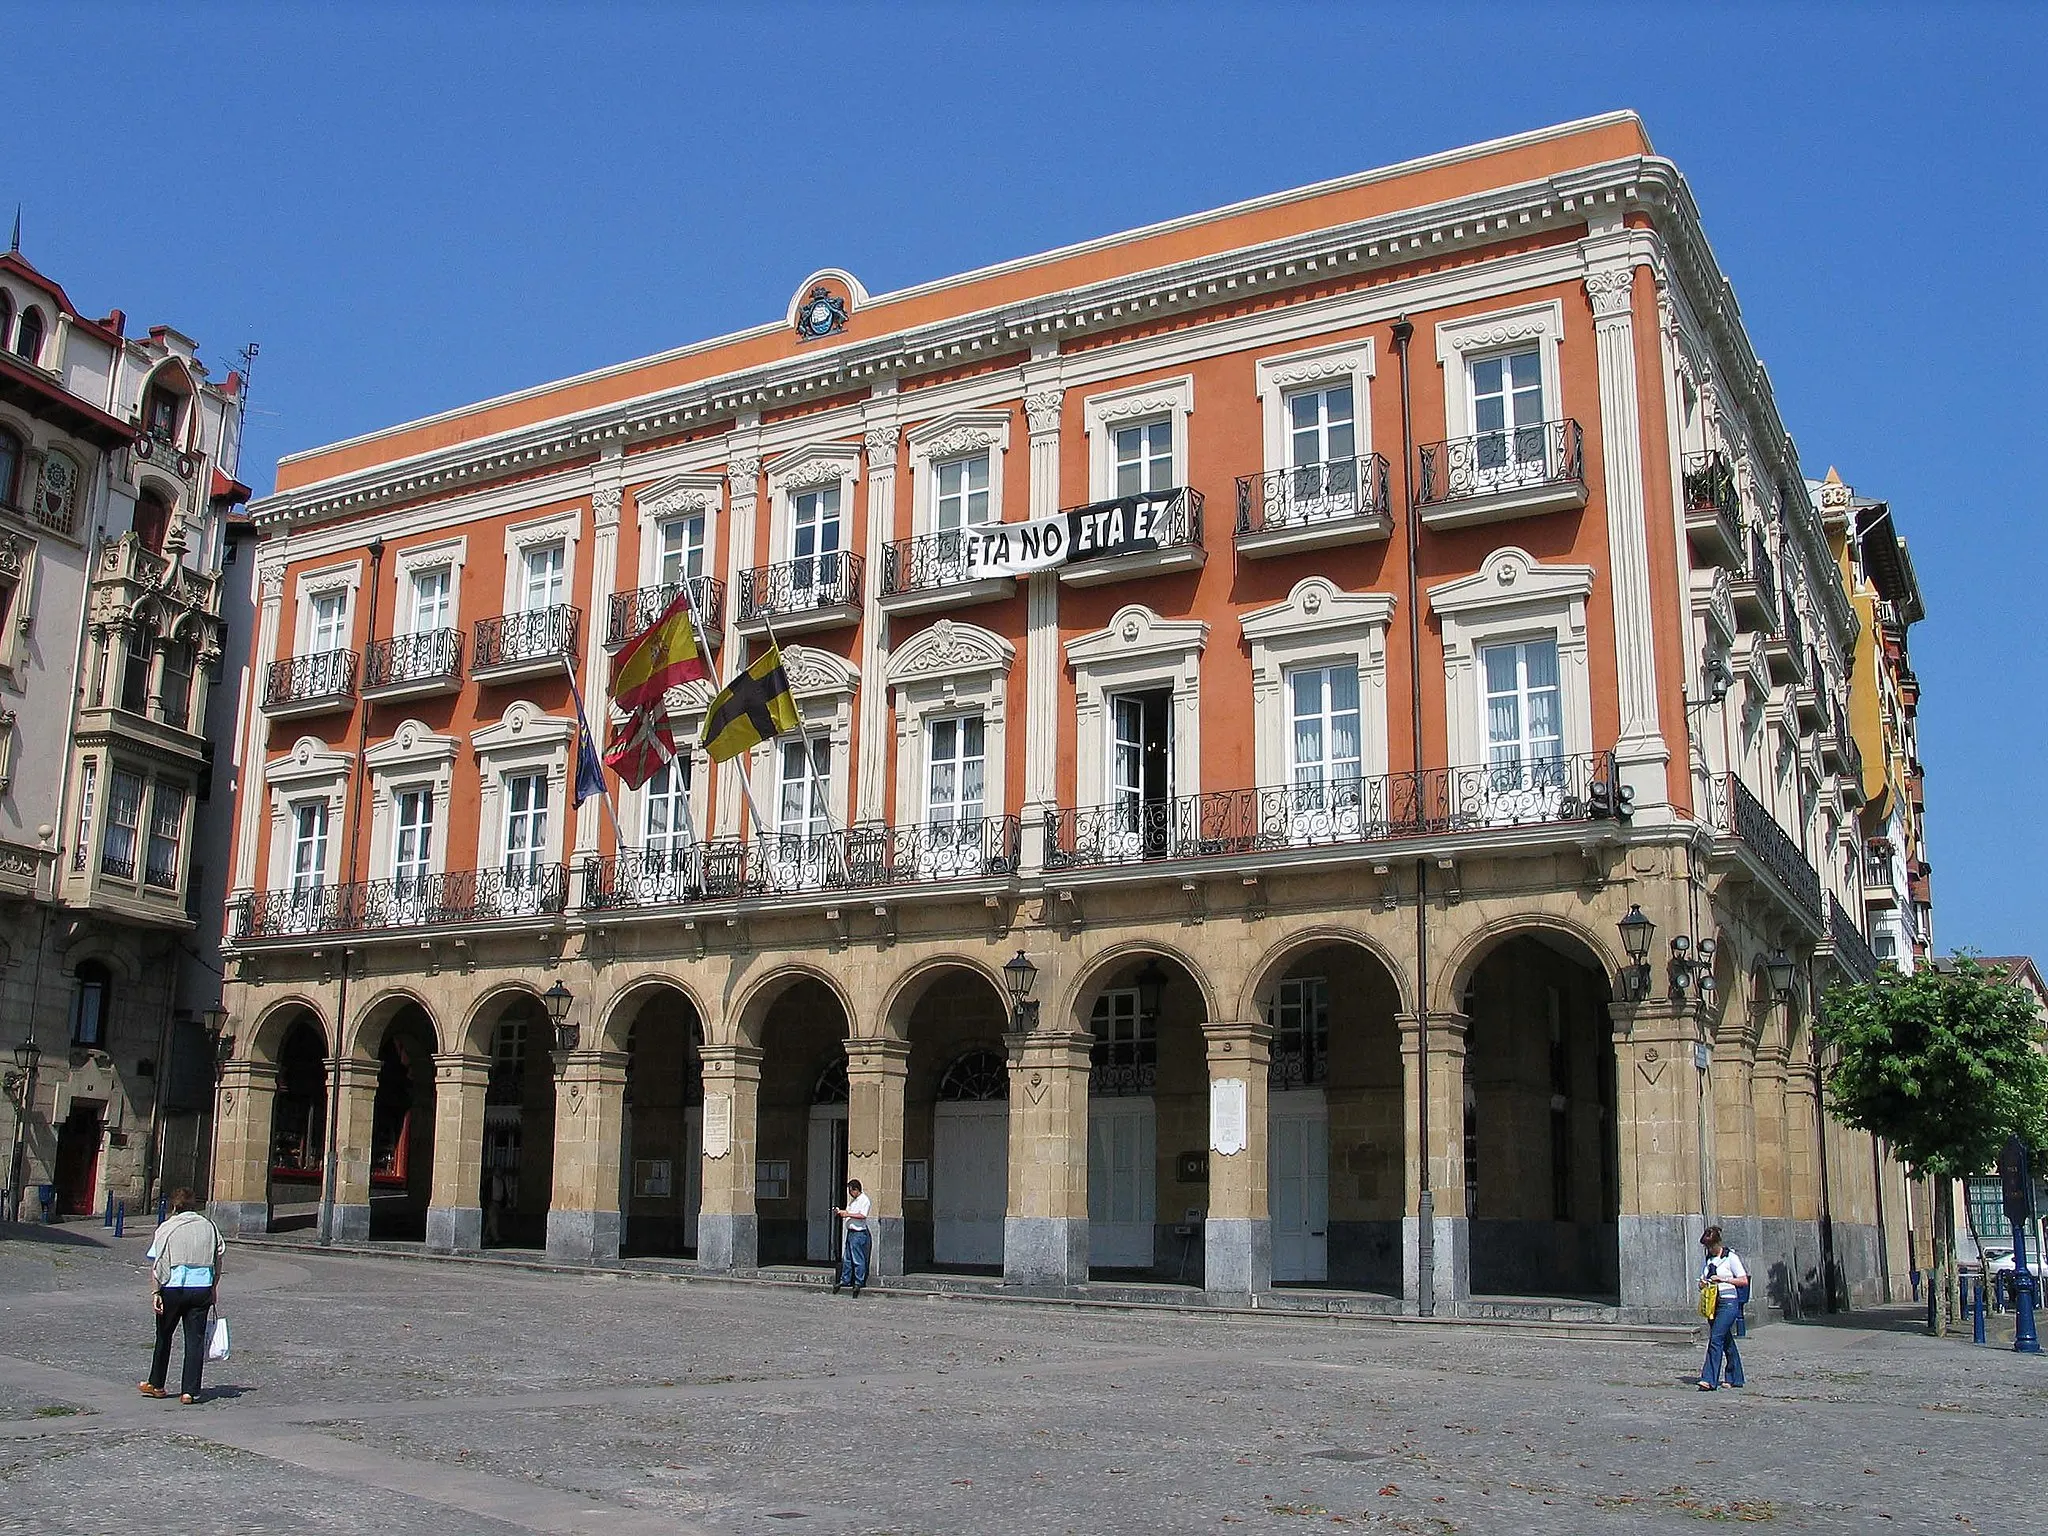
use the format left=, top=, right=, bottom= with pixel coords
left=6, top=1039, right=40, bottom=1222
left=542, top=980, right=577, bottom=1053
left=1002, top=949, right=1039, bottom=1030
left=1135, top=959, right=1168, bottom=1023
left=202, top=1004, right=233, bottom=1076
left=1766, top=949, right=1797, bottom=1003
left=1617, top=904, right=1655, bottom=1002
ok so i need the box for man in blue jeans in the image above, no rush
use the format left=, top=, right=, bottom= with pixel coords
left=831, top=1179, right=871, bottom=1297
left=1698, top=1225, right=1749, bottom=1390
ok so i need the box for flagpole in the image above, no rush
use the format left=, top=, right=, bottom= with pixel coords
left=561, top=649, right=629, bottom=853
left=754, top=607, right=850, bottom=888
left=675, top=575, right=775, bottom=842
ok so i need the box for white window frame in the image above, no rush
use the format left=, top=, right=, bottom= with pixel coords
left=736, top=644, right=859, bottom=832
left=775, top=734, right=832, bottom=841
left=364, top=720, right=459, bottom=886
left=923, top=712, right=987, bottom=827
left=641, top=757, right=695, bottom=859
left=619, top=677, right=714, bottom=865
left=1427, top=546, right=1594, bottom=770
left=1065, top=604, right=1206, bottom=806
left=1480, top=637, right=1565, bottom=770
left=906, top=411, right=1011, bottom=537
left=292, top=559, right=363, bottom=655
left=391, top=785, right=435, bottom=883
left=262, top=736, right=352, bottom=894
left=632, top=474, right=722, bottom=590
left=471, top=700, right=576, bottom=869
left=519, top=540, right=567, bottom=613
left=501, top=770, right=551, bottom=883
left=288, top=800, right=329, bottom=898
left=103, top=768, right=144, bottom=879
left=392, top=536, right=466, bottom=636
left=886, top=619, right=1014, bottom=831
left=1081, top=376, right=1194, bottom=503
left=1432, top=300, right=1565, bottom=443
left=764, top=443, right=861, bottom=565
left=1238, top=577, right=1396, bottom=791
left=1253, top=338, right=1376, bottom=477
left=499, top=509, right=581, bottom=616
left=145, top=779, right=189, bottom=890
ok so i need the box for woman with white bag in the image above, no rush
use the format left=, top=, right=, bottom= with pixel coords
left=139, top=1189, right=226, bottom=1405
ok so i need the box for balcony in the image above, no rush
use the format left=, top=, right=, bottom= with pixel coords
left=227, top=864, right=569, bottom=942
left=263, top=648, right=358, bottom=718
left=879, top=531, right=1015, bottom=616
left=1826, top=893, right=1879, bottom=984
left=130, top=426, right=200, bottom=483
left=1044, top=754, right=1620, bottom=872
left=1766, top=594, right=1807, bottom=687
left=363, top=629, right=464, bottom=702
left=579, top=815, right=1022, bottom=910
left=1682, top=451, right=1744, bottom=568
left=1863, top=845, right=1898, bottom=905
left=472, top=605, right=579, bottom=683
left=1234, top=454, right=1392, bottom=558
left=1729, top=526, right=1778, bottom=633
left=1718, top=772, right=1821, bottom=924
left=737, top=551, right=863, bottom=634
left=1058, top=487, right=1205, bottom=587
left=1415, top=419, right=1585, bottom=530
left=607, top=577, right=726, bottom=648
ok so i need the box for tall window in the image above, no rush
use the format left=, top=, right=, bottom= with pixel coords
left=290, top=802, right=329, bottom=897
left=790, top=486, right=842, bottom=591
left=1288, top=666, right=1361, bottom=792
left=503, top=772, right=550, bottom=880
left=0, top=427, right=19, bottom=506
left=1089, top=987, right=1156, bottom=1094
left=73, top=759, right=96, bottom=873
left=1282, top=385, right=1359, bottom=519
left=14, top=306, right=44, bottom=365
left=925, top=715, right=985, bottom=827
left=658, top=514, right=705, bottom=587
left=409, top=567, right=451, bottom=634
left=145, top=782, right=187, bottom=889
left=120, top=628, right=153, bottom=713
left=1469, top=348, right=1545, bottom=471
left=158, top=641, right=195, bottom=730
left=309, top=590, right=348, bottom=653
left=70, top=963, right=110, bottom=1049
left=142, top=382, right=181, bottom=443
left=521, top=542, right=565, bottom=611
left=104, top=770, right=144, bottom=878
left=1113, top=419, right=1174, bottom=497
left=934, top=454, right=992, bottom=532
left=642, top=759, right=691, bottom=862
left=1270, top=976, right=1330, bottom=1088
left=393, top=787, right=434, bottom=887
left=1481, top=638, right=1563, bottom=774
left=777, top=736, right=830, bottom=840
left=133, top=491, right=172, bottom=555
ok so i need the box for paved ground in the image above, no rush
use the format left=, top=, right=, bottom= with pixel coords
left=2, top=1224, right=2044, bottom=1535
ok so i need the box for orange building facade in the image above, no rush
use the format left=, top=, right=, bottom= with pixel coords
left=215, top=115, right=1908, bottom=1321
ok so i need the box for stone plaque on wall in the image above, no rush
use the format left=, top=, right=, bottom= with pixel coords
left=703, top=1093, right=731, bottom=1159
left=1210, top=1079, right=1247, bottom=1156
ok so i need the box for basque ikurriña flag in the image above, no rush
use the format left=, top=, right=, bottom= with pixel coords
left=603, top=702, right=679, bottom=790
left=611, top=587, right=709, bottom=715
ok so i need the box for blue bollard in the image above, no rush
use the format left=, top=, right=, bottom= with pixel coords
left=102, top=1192, right=113, bottom=1227
left=114, top=1200, right=124, bottom=1239
left=1973, top=1274, right=1987, bottom=1344
left=157, top=1194, right=167, bottom=1224
left=1911, top=1268, right=1922, bottom=1302
left=2013, top=1224, right=2042, bottom=1355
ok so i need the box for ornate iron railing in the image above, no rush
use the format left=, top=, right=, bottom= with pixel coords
left=1834, top=700, right=1862, bottom=781
left=1749, top=527, right=1778, bottom=620
left=1829, top=894, right=1878, bottom=984
left=1863, top=845, right=1895, bottom=889
left=882, top=529, right=986, bottom=597
left=1061, top=486, right=1203, bottom=566
left=100, top=849, right=136, bottom=881
left=580, top=815, right=1022, bottom=910
left=263, top=648, right=357, bottom=710
left=607, top=577, right=725, bottom=646
left=1780, top=593, right=1806, bottom=663
left=227, top=864, right=569, bottom=941
left=474, top=606, right=579, bottom=670
left=1721, top=773, right=1821, bottom=920
left=1417, top=419, right=1582, bottom=508
left=1270, top=1045, right=1328, bottom=1090
left=1044, top=754, right=1618, bottom=871
left=1236, top=454, right=1390, bottom=536
left=738, top=551, right=863, bottom=624
left=365, top=629, right=463, bottom=689
left=1683, top=450, right=1741, bottom=526
left=1088, top=1060, right=1157, bottom=1097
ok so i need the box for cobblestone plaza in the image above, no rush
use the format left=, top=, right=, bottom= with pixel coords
left=2, top=1227, right=2042, bottom=1535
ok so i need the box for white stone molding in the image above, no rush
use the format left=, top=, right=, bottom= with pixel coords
left=905, top=410, right=1012, bottom=536
left=886, top=620, right=1016, bottom=826
left=764, top=442, right=861, bottom=564
left=1081, top=375, right=1195, bottom=502
left=1252, top=337, right=1377, bottom=475
left=1432, top=299, right=1566, bottom=441
left=498, top=508, right=582, bottom=615
left=1426, top=547, right=1594, bottom=771
left=1065, top=605, right=1208, bottom=805
left=363, top=720, right=460, bottom=879
left=631, top=473, right=723, bottom=589
left=857, top=395, right=900, bottom=822
left=1238, top=578, right=1398, bottom=787
left=291, top=558, right=363, bottom=652
left=471, top=700, right=575, bottom=867
left=1022, top=373, right=1064, bottom=828
left=390, top=536, right=468, bottom=633
left=0, top=529, right=38, bottom=685
left=590, top=484, right=622, bottom=528
left=1025, top=390, right=1064, bottom=436
left=262, top=736, right=353, bottom=890
left=742, top=644, right=860, bottom=829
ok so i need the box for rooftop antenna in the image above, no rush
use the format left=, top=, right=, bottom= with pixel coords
left=9, top=205, right=19, bottom=254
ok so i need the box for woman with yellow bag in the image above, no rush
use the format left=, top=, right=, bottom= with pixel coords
left=1697, top=1226, right=1750, bottom=1390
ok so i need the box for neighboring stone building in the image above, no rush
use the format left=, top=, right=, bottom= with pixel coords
left=0, top=245, right=250, bottom=1220
left=215, top=113, right=1911, bottom=1321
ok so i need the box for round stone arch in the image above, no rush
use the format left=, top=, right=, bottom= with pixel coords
left=244, top=994, right=330, bottom=1067
left=728, top=961, right=860, bottom=1050
left=1059, top=939, right=1222, bottom=1031
left=461, top=979, right=547, bottom=1058
left=1748, top=960, right=1790, bottom=1061
left=1435, top=911, right=1626, bottom=1018
left=55, top=932, right=139, bottom=989
left=345, top=986, right=442, bottom=1064
left=879, top=953, right=1011, bottom=1042
left=1237, top=924, right=1414, bottom=1022
left=598, top=972, right=715, bottom=1055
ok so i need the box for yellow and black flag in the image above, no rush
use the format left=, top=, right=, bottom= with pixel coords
left=701, top=643, right=801, bottom=763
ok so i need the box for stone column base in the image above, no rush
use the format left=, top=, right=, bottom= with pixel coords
left=209, top=1199, right=271, bottom=1237
left=328, top=1202, right=372, bottom=1244
left=1618, top=1212, right=1706, bottom=1317
left=1004, top=1216, right=1088, bottom=1289
left=545, top=1208, right=622, bottom=1265
left=425, top=1204, right=483, bottom=1254
left=697, top=1212, right=757, bottom=1272
left=870, top=1215, right=905, bottom=1280
left=1204, top=1217, right=1271, bottom=1301
left=1403, top=1214, right=1469, bottom=1312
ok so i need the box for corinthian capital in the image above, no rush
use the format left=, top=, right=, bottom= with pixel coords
left=1025, top=390, right=1064, bottom=435
left=1584, top=267, right=1636, bottom=321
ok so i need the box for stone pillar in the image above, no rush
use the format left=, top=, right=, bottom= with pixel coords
left=210, top=1060, right=277, bottom=1236
left=1784, top=1055, right=1822, bottom=1223
left=425, top=1052, right=490, bottom=1252
left=1582, top=258, right=1670, bottom=816
left=695, top=1044, right=762, bottom=1270
left=1203, top=1021, right=1273, bottom=1300
left=577, top=473, right=623, bottom=859
left=546, top=1047, right=629, bottom=1263
left=1020, top=382, right=1063, bottom=874
left=1398, top=1011, right=1470, bottom=1310
left=1752, top=1042, right=1788, bottom=1220
left=1610, top=999, right=1710, bottom=1317
left=856, top=408, right=898, bottom=823
left=716, top=446, right=761, bottom=837
left=1002, top=1028, right=1092, bottom=1288
left=329, top=1057, right=380, bottom=1243
left=1709, top=1025, right=1759, bottom=1228
left=233, top=561, right=287, bottom=891
left=846, top=1036, right=910, bottom=1279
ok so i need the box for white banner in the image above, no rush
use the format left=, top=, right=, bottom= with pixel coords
left=957, top=491, right=1180, bottom=579
left=958, top=512, right=1070, bottom=579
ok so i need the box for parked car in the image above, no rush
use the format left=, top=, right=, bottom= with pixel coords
left=1982, top=1247, right=2047, bottom=1308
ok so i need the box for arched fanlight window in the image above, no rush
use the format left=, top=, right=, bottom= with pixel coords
left=14, top=306, right=43, bottom=365
left=811, top=1057, right=849, bottom=1104
left=936, top=1048, right=1009, bottom=1102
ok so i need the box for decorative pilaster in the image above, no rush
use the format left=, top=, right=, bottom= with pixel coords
left=696, top=1044, right=763, bottom=1269
left=1021, top=385, right=1063, bottom=872
left=1203, top=1020, right=1273, bottom=1299
left=577, top=471, right=624, bottom=859
left=718, top=447, right=762, bottom=836
left=1002, top=1028, right=1093, bottom=1288
left=1398, top=1010, right=1470, bottom=1308
left=329, top=1056, right=381, bottom=1243
left=425, top=1052, right=491, bottom=1252
left=210, top=1059, right=278, bottom=1235
left=1583, top=261, right=1670, bottom=814
left=845, top=1036, right=910, bottom=1277
left=1609, top=998, right=1711, bottom=1316
left=232, top=560, right=286, bottom=889
left=546, top=1047, right=630, bottom=1263
left=1709, top=1025, right=1759, bottom=1226
left=857, top=406, right=898, bottom=822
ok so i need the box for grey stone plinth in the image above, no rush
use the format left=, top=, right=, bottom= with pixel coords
left=1203, top=1217, right=1270, bottom=1301
left=209, top=1199, right=271, bottom=1237
left=1004, top=1216, right=1088, bottom=1289
left=333, top=1202, right=371, bottom=1244
left=697, top=1212, right=757, bottom=1272
left=1619, top=1212, right=1704, bottom=1317
left=425, top=1204, right=483, bottom=1253
left=871, top=1215, right=905, bottom=1279
left=545, top=1207, right=622, bottom=1265
left=1403, top=1214, right=1469, bottom=1313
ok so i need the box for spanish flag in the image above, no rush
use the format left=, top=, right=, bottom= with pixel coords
left=611, top=588, right=709, bottom=715
left=701, top=644, right=801, bottom=763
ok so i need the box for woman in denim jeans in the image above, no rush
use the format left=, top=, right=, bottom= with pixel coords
left=1698, top=1225, right=1749, bottom=1390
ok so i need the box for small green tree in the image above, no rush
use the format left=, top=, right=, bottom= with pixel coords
left=1818, top=957, right=2048, bottom=1334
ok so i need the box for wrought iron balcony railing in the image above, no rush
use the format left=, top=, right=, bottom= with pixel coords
left=1682, top=450, right=1743, bottom=564
left=100, top=848, right=136, bottom=881
left=144, top=854, right=180, bottom=891
left=882, top=529, right=992, bottom=598
left=227, top=864, right=570, bottom=941
left=1061, top=486, right=1204, bottom=569
left=1416, top=419, right=1583, bottom=510
left=581, top=815, right=1022, bottom=910
left=1044, top=754, right=1619, bottom=872
left=607, top=577, right=725, bottom=646
left=365, top=629, right=463, bottom=690
left=474, top=605, right=579, bottom=670
left=1720, top=773, right=1821, bottom=920
left=738, top=550, right=863, bottom=624
left=1236, top=454, right=1391, bottom=538
left=1089, top=1059, right=1158, bottom=1097
left=263, top=648, right=358, bottom=711
left=1749, top=527, right=1779, bottom=620
left=1864, top=847, right=1895, bottom=889
left=1829, top=893, right=1879, bottom=984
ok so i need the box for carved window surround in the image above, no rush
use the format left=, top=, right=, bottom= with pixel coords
left=1426, top=546, right=1594, bottom=768
left=391, top=536, right=468, bottom=631
left=262, top=736, right=353, bottom=891
left=904, top=411, right=1012, bottom=536
left=0, top=530, right=35, bottom=686
left=1433, top=300, right=1566, bottom=440
left=1081, top=376, right=1194, bottom=502
left=885, top=619, right=1015, bottom=824
left=292, top=559, right=363, bottom=653
left=1253, top=338, right=1377, bottom=474
left=363, top=719, right=460, bottom=879
left=736, top=644, right=859, bottom=828
left=472, top=700, right=575, bottom=867
left=1238, top=577, right=1396, bottom=788
left=632, top=474, right=723, bottom=588
left=499, top=509, right=582, bottom=614
left=764, top=443, right=861, bottom=564
left=1065, top=605, right=1207, bottom=804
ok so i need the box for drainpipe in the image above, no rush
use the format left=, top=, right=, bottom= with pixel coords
left=318, top=537, right=383, bottom=1245
left=1392, top=316, right=1433, bottom=1317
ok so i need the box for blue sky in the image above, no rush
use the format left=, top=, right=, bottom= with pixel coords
left=7, top=2, right=2042, bottom=954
